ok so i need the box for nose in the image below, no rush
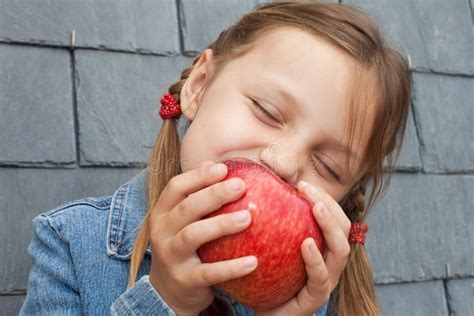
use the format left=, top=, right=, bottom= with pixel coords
left=259, top=141, right=301, bottom=185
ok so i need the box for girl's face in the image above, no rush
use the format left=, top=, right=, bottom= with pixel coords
left=179, top=27, right=375, bottom=202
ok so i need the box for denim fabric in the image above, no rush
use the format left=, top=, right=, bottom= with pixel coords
left=20, top=167, right=329, bottom=315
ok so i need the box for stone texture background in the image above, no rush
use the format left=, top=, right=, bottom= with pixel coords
left=0, top=0, right=472, bottom=315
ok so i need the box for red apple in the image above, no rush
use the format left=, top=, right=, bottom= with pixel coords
left=197, top=157, right=326, bottom=310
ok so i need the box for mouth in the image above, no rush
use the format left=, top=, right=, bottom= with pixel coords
left=214, top=156, right=258, bottom=169
left=215, top=156, right=253, bottom=164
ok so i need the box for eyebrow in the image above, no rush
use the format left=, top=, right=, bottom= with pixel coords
left=254, top=79, right=304, bottom=112
left=253, top=78, right=361, bottom=167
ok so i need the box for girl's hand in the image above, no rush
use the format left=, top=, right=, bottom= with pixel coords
left=148, top=160, right=258, bottom=316
left=256, top=181, right=352, bottom=316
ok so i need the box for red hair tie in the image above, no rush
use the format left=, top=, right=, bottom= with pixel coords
left=349, top=222, right=368, bottom=245
left=159, top=93, right=181, bottom=120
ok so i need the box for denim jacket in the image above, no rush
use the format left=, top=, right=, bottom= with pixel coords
left=20, top=167, right=329, bottom=315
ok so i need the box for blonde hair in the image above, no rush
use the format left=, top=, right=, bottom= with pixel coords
left=127, top=2, right=411, bottom=315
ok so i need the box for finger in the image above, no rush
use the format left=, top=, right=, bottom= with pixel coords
left=313, top=202, right=351, bottom=288
left=153, top=160, right=228, bottom=215
left=297, top=237, right=330, bottom=312
left=297, top=181, right=351, bottom=239
left=167, top=177, right=246, bottom=234
left=170, top=210, right=252, bottom=259
left=191, top=256, right=258, bottom=287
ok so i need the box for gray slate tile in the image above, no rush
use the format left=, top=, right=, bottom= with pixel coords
left=365, top=173, right=474, bottom=283
left=412, top=72, right=473, bottom=172
left=375, top=280, right=448, bottom=316
left=75, top=50, right=192, bottom=165
left=388, top=107, right=422, bottom=171
left=179, top=0, right=258, bottom=53
left=446, top=277, right=474, bottom=316
left=0, top=167, right=140, bottom=292
left=0, top=295, right=25, bottom=316
left=0, top=0, right=179, bottom=54
left=0, top=44, right=75, bottom=165
left=344, top=0, right=474, bottom=74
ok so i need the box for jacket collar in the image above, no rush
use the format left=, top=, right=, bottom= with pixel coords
left=106, top=167, right=152, bottom=260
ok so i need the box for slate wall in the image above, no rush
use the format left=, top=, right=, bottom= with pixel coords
left=0, top=0, right=472, bottom=315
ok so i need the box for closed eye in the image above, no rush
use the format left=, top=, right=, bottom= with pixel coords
left=251, top=98, right=341, bottom=182
left=313, top=155, right=341, bottom=182
left=251, top=99, right=279, bottom=123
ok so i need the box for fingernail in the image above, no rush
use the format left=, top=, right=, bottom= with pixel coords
left=226, top=178, right=242, bottom=190
left=307, top=184, right=320, bottom=195
left=211, top=163, right=226, bottom=174
left=307, top=238, right=318, bottom=253
left=233, top=210, right=250, bottom=223
left=243, top=256, right=257, bottom=268
left=299, top=180, right=310, bottom=190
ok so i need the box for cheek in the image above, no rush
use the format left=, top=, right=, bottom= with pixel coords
left=179, top=121, right=215, bottom=172
left=179, top=102, right=265, bottom=170
left=208, top=103, right=269, bottom=151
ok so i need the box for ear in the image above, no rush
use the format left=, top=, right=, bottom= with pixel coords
left=180, top=49, right=214, bottom=120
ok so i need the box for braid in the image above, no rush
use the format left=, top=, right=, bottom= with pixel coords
left=338, top=177, right=371, bottom=269
left=342, top=179, right=369, bottom=223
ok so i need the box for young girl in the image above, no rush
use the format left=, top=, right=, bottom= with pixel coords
left=20, top=1, right=411, bottom=316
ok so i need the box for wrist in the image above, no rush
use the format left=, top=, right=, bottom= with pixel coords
left=148, top=270, right=204, bottom=316
left=148, top=272, right=196, bottom=316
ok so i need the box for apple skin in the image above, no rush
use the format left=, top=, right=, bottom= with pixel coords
left=197, top=157, right=326, bottom=310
